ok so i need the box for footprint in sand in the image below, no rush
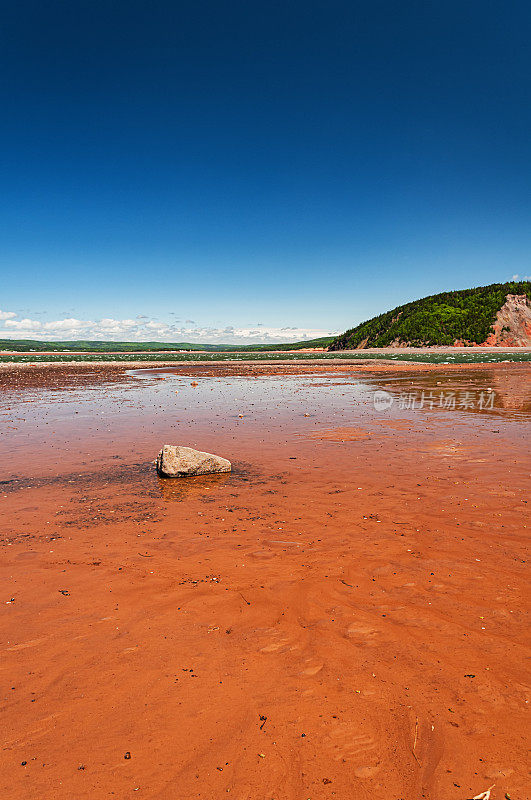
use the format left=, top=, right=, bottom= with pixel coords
left=346, top=624, right=380, bottom=646
left=326, top=724, right=381, bottom=777
left=300, top=660, right=323, bottom=676
left=259, top=629, right=301, bottom=654
left=354, top=764, right=381, bottom=778
left=258, top=630, right=322, bottom=680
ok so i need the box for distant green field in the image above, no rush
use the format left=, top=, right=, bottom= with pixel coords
left=1, top=351, right=529, bottom=364
left=0, top=336, right=334, bottom=353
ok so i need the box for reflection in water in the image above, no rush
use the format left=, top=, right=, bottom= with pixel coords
left=156, top=463, right=263, bottom=502
left=0, top=363, right=528, bottom=484
left=157, top=472, right=232, bottom=502
left=489, top=369, right=531, bottom=411
left=376, top=366, right=531, bottom=416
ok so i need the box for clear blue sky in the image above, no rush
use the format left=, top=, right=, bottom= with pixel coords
left=1, top=0, right=530, bottom=342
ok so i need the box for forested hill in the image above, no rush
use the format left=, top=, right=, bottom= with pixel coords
left=329, top=281, right=531, bottom=349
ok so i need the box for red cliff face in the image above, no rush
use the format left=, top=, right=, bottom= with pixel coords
left=454, top=293, right=531, bottom=347
left=483, top=293, right=531, bottom=346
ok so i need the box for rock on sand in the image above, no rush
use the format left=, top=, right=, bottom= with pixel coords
left=156, top=445, right=231, bottom=478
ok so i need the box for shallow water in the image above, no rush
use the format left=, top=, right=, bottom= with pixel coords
left=2, top=349, right=531, bottom=363
left=1, top=364, right=529, bottom=482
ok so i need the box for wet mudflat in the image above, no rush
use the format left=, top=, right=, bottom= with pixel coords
left=0, top=362, right=529, bottom=800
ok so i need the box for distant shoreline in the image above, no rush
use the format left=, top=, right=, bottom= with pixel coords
left=1, top=344, right=530, bottom=358
left=1, top=347, right=530, bottom=373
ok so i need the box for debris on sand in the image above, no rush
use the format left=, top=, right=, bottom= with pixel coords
left=156, top=445, right=231, bottom=478
left=468, top=786, right=494, bottom=800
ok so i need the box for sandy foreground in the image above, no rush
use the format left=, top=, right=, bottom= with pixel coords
left=0, top=361, right=529, bottom=800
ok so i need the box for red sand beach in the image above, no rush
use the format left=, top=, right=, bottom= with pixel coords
left=0, top=361, right=529, bottom=800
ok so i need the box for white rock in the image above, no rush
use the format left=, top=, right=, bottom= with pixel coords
left=156, top=445, right=231, bottom=478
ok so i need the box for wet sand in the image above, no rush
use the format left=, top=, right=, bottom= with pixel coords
left=1, top=362, right=529, bottom=799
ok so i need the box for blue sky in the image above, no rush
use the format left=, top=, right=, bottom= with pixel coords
left=1, top=0, right=530, bottom=343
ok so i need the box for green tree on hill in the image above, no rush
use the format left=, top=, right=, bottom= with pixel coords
left=329, top=281, right=531, bottom=349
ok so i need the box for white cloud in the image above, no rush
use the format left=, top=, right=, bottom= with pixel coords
left=93, top=319, right=139, bottom=335
left=0, top=313, right=336, bottom=344
left=0, top=310, right=17, bottom=320
left=5, top=318, right=43, bottom=331
left=164, top=325, right=335, bottom=343
left=43, top=318, right=92, bottom=332
left=145, top=320, right=168, bottom=330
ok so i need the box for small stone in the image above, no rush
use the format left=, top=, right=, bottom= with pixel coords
left=156, top=445, right=231, bottom=478
left=124, top=752, right=131, bottom=760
